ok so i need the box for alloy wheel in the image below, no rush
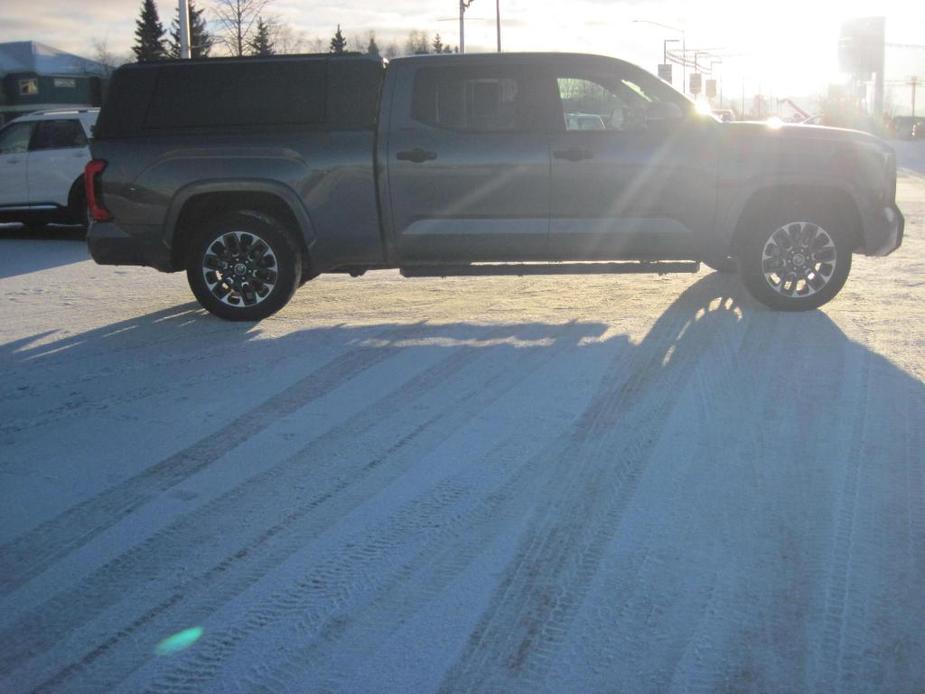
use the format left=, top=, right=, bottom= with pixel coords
left=761, top=221, right=838, bottom=298
left=201, top=231, right=279, bottom=307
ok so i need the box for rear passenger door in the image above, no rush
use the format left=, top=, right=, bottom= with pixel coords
left=388, top=63, right=553, bottom=263
left=27, top=119, right=90, bottom=206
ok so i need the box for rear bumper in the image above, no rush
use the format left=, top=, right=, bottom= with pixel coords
left=861, top=203, right=904, bottom=257
left=87, top=221, right=174, bottom=272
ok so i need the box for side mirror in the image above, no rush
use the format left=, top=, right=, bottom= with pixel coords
left=645, top=101, right=684, bottom=127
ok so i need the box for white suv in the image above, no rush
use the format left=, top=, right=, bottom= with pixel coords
left=0, top=108, right=98, bottom=228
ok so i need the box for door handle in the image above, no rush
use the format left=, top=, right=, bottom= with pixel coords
left=396, top=148, right=438, bottom=163
left=553, top=147, right=593, bottom=162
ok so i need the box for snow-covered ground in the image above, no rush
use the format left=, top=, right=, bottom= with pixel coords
left=1, top=158, right=924, bottom=692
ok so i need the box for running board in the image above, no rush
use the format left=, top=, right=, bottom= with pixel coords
left=401, top=261, right=700, bottom=278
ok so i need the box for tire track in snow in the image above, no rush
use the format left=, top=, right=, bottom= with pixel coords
left=813, top=346, right=871, bottom=694
left=675, top=314, right=862, bottom=693
left=835, top=358, right=925, bottom=692
left=555, top=301, right=766, bottom=694
left=239, top=333, right=636, bottom=693
left=122, top=323, right=592, bottom=694
left=15, top=323, right=584, bottom=692
left=0, top=323, right=425, bottom=596
left=434, top=289, right=731, bottom=693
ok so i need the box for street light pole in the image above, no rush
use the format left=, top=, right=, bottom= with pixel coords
left=178, top=0, right=191, bottom=59
left=632, top=20, right=686, bottom=92
left=496, top=0, right=501, bottom=52
left=663, top=38, right=679, bottom=88
left=460, top=0, right=466, bottom=54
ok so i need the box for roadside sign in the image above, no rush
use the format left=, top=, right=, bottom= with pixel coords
left=689, top=73, right=702, bottom=95
left=658, top=64, right=673, bottom=83
left=706, top=79, right=717, bottom=99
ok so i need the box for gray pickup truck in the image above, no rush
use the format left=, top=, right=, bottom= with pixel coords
left=86, top=52, right=904, bottom=320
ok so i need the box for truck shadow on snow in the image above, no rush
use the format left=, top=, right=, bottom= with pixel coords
left=0, top=224, right=88, bottom=279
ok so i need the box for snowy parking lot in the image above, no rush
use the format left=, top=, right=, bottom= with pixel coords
left=1, top=147, right=924, bottom=693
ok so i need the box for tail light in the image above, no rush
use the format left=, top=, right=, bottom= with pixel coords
left=84, top=159, right=112, bottom=222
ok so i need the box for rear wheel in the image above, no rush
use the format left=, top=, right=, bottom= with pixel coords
left=738, top=211, right=852, bottom=311
left=186, top=210, right=301, bottom=321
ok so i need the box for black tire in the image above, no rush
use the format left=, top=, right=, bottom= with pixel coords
left=738, top=205, right=852, bottom=311
left=66, top=177, right=89, bottom=230
left=186, top=210, right=302, bottom=321
left=69, top=187, right=89, bottom=228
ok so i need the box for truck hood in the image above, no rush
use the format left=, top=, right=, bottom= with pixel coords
left=722, top=121, right=889, bottom=150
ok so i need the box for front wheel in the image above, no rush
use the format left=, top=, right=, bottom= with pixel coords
left=738, top=215, right=852, bottom=311
left=186, top=210, right=301, bottom=321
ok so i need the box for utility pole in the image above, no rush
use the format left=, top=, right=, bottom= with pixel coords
left=711, top=59, right=723, bottom=105
left=459, top=0, right=474, bottom=54
left=178, top=0, right=191, bottom=59
left=911, top=76, right=920, bottom=118
left=496, top=0, right=501, bottom=52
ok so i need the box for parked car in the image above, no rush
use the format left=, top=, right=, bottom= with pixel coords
left=0, top=108, right=97, bottom=228
left=86, top=53, right=903, bottom=320
left=892, top=115, right=924, bottom=139
left=712, top=109, right=735, bottom=122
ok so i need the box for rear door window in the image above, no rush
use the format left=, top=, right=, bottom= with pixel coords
left=30, top=119, right=88, bottom=150
left=411, top=66, right=548, bottom=133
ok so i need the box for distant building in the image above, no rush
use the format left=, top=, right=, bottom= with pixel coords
left=0, top=41, right=107, bottom=125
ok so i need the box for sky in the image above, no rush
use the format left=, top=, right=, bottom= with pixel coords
left=2, top=0, right=924, bottom=112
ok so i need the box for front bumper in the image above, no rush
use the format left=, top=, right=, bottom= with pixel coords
left=87, top=221, right=174, bottom=272
left=861, top=203, right=904, bottom=257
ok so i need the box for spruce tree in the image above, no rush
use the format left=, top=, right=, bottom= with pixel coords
left=367, top=33, right=380, bottom=57
left=248, top=17, right=274, bottom=55
left=330, top=25, right=347, bottom=54
left=133, top=0, right=167, bottom=62
left=432, top=34, right=444, bottom=54
left=167, top=0, right=213, bottom=59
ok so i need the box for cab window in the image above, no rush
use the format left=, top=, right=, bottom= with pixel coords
left=556, top=72, right=683, bottom=133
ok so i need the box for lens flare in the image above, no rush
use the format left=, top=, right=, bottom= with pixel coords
left=156, top=627, right=203, bottom=656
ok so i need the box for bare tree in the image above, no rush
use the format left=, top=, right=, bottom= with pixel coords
left=307, top=37, right=325, bottom=53
left=265, top=17, right=309, bottom=54
left=404, top=30, right=429, bottom=55
left=89, top=39, right=128, bottom=78
left=212, top=0, right=274, bottom=57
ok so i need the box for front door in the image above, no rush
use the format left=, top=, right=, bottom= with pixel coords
left=388, top=62, right=552, bottom=263
left=0, top=121, right=34, bottom=207
left=547, top=67, right=718, bottom=260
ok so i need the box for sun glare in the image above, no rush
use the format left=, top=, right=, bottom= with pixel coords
left=156, top=627, right=204, bottom=656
